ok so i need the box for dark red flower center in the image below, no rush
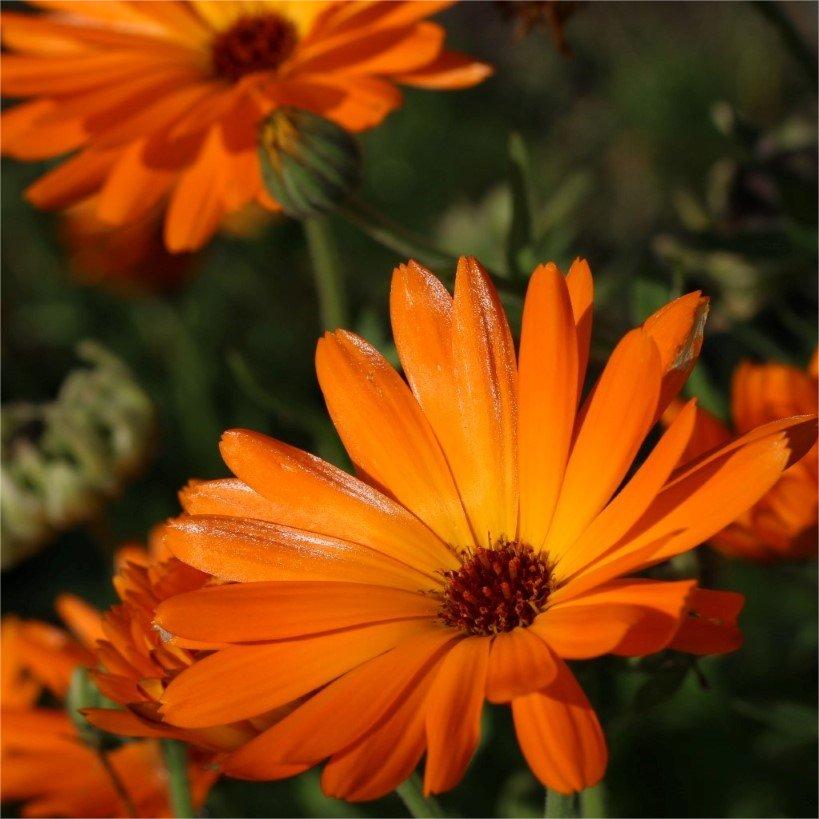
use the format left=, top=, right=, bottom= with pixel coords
left=211, top=14, right=298, bottom=81
left=439, top=542, right=554, bottom=635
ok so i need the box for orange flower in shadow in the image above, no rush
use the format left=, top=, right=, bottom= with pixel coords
left=664, top=350, right=818, bottom=561
left=60, top=201, right=196, bottom=295
left=151, top=257, right=816, bottom=799
left=2, top=1, right=491, bottom=251
left=0, top=614, right=215, bottom=818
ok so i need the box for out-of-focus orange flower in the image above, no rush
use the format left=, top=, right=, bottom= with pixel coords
left=152, top=257, right=816, bottom=799
left=0, top=615, right=214, bottom=818
left=1, top=1, right=491, bottom=252
left=664, top=350, right=818, bottom=561
left=60, top=201, right=196, bottom=295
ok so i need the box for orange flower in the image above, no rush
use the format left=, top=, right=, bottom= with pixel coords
left=663, top=350, right=818, bottom=561
left=0, top=614, right=214, bottom=818
left=64, top=539, right=260, bottom=756
left=153, top=258, right=816, bottom=799
left=1, top=1, right=491, bottom=251
left=60, top=201, right=196, bottom=295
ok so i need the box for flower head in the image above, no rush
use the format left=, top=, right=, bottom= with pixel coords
left=0, top=614, right=214, bottom=818
left=664, top=350, right=818, bottom=561
left=2, top=1, right=491, bottom=252
left=154, top=257, right=816, bottom=798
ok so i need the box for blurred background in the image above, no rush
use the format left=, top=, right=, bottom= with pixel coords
left=2, top=2, right=817, bottom=816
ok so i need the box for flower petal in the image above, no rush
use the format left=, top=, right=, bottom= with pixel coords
left=216, top=429, right=456, bottom=575
left=518, top=262, right=579, bottom=547
left=485, top=627, right=557, bottom=702
left=450, top=256, right=518, bottom=543
left=547, top=329, right=662, bottom=562
left=155, top=581, right=438, bottom=643
left=316, top=330, right=473, bottom=547
left=668, top=588, right=744, bottom=655
left=565, top=258, right=593, bottom=400
left=512, top=658, right=607, bottom=794
left=424, top=634, right=490, bottom=794
left=160, top=619, right=430, bottom=728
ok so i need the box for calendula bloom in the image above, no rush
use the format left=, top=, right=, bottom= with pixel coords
left=1, top=1, right=491, bottom=251
left=0, top=615, right=214, bottom=818
left=70, top=538, right=260, bottom=755
left=154, top=257, right=816, bottom=799
left=60, top=201, right=196, bottom=294
left=663, top=350, right=818, bottom=561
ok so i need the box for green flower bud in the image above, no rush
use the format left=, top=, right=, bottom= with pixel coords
left=259, top=107, right=361, bottom=219
left=1, top=342, right=155, bottom=568
left=66, top=667, right=120, bottom=750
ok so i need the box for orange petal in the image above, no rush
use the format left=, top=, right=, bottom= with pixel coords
left=555, top=399, right=697, bottom=581
left=223, top=625, right=456, bottom=778
left=565, top=258, right=593, bottom=400
left=558, top=427, right=796, bottom=598
left=668, top=588, right=744, bottom=655
left=25, top=148, right=116, bottom=210
left=423, top=635, right=489, bottom=794
left=161, top=619, right=429, bottom=728
left=540, top=578, right=696, bottom=658
left=217, top=429, right=456, bottom=576
left=642, top=292, right=709, bottom=416
left=661, top=397, right=731, bottom=464
left=485, top=627, right=557, bottom=702
left=518, top=262, right=579, bottom=547
left=546, top=329, right=661, bottom=562
left=512, top=658, right=607, bottom=794
left=396, top=49, right=493, bottom=89
left=450, top=256, right=518, bottom=543
left=55, top=593, right=103, bottom=652
left=316, top=330, right=472, bottom=547
left=320, top=654, right=433, bottom=801
left=155, top=581, right=438, bottom=642
left=162, top=514, right=434, bottom=591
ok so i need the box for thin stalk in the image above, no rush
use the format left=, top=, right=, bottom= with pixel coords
left=545, top=788, right=577, bottom=818
left=396, top=772, right=444, bottom=818
left=339, top=197, right=526, bottom=299
left=96, top=748, right=137, bottom=818
left=304, top=216, right=349, bottom=331
left=750, top=1, right=817, bottom=91
left=162, top=739, right=194, bottom=818
left=579, top=783, right=607, bottom=818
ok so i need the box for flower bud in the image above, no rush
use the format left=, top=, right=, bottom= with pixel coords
left=66, top=667, right=120, bottom=750
left=259, top=107, right=361, bottom=219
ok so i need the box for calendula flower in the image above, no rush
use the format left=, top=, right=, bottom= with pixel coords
left=60, top=201, right=196, bottom=295
left=663, top=350, right=818, bottom=561
left=0, top=615, right=215, bottom=818
left=154, top=257, right=815, bottom=799
left=1, top=1, right=491, bottom=252
left=66, top=536, right=261, bottom=755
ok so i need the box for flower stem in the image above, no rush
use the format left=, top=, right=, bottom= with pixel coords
left=579, top=783, right=607, bottom=818
left=396, top=772, right=444, bottom=818
left=339, top=197, right=526, bottom=299
left=304, top=216, right=349, bottom=331
left=96, top=748, right=137, bottom=818
left=162, top=739, right=194, bottom=818
left=545, top=788, right=577, bottom=818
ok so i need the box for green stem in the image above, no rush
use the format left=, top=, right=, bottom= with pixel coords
left=545, top=788, right=577, bottom=818
left=339, top=197, right=525, bottom=299
left=162, top=739, right=194, bottom=818
left=750, top=1, right=817, bottom=91
left=96, top=748, right=137, bottom=818
left=304, top=216, right=348, bottom=331
left=579, top=783, right=607, bottom=818
left=396, top=773, right=444, bottom=818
